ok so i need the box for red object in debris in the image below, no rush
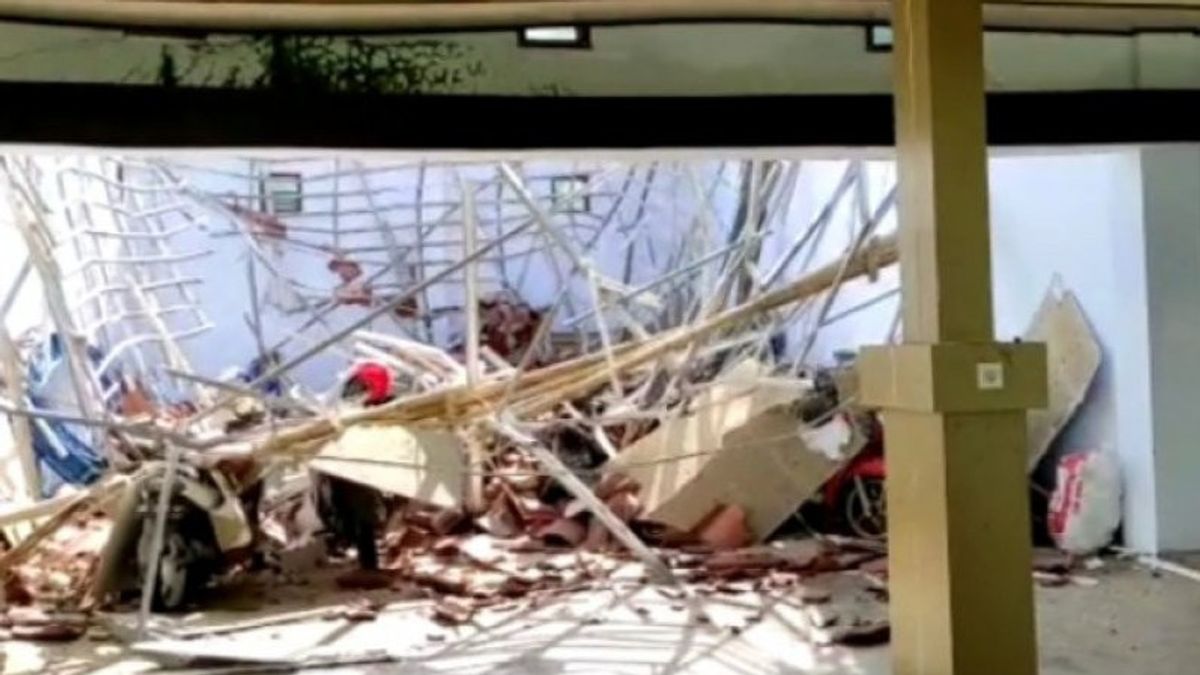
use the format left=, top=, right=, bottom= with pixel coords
left=820, top=412, right=887, bottom=540
left=346, top=362, right=394, bottom=405
left=696, top=505, right=751, bottom=551
left=1048, top=451, right=1121, bottom=555
left=327, top=255, right=364, bottom=283
left=227, top=202, right=288, bottom=240
left=393, top=295, right=421, bottom=319
left=11, top=622, right=85, bottom=642
left=336, top=281, right=373, bottom=306
left=477, top=293, right=543, bottom=362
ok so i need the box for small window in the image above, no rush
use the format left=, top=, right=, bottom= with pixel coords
left=261, top=172, right=303, bottom=214
left=550, top=175, right=591, bottom=214
left=866, top=25, right=894, bottom=53
left=519, top=26, right=591, bottom=49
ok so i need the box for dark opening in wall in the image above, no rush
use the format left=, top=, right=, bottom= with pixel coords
left=549, top=175, right=593, bottom=214
left=261, top=172, right=303, bottom=214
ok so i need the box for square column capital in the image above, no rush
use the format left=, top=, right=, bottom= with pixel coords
left=858, top=342, right=1047, bottom=413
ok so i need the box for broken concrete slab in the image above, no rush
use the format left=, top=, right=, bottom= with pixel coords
left=311, top=424, right=465, bottom=508
left=1025, top=286, right=1102, bottom=471
left=607, top=362, right=851, bottom=541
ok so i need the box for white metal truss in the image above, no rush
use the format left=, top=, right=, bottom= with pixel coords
left=48, top=157, right=214, bottom=403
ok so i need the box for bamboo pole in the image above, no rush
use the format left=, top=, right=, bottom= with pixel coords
left=794, top=183, right=897, bottom=365
left=354, top=161, right=414, bottom=330
left=0, top=327, right=39, bottom=503
left=0, top=265, right=39, bottom=502
left=459, top=174, right=483, bottom=388
left=459, top=173, right=486, bottom=514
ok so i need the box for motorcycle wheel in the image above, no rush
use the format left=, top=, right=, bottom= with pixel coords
left=156, top=530, right=192, bottom=610
left=138, top=520, right=199, bottom=612
left=842, top=477, right=887, bottom=540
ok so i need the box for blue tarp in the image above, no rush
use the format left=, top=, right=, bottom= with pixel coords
left=24, top=334, right=108, bottom=496
left=237, top=351, right=283, bottom=396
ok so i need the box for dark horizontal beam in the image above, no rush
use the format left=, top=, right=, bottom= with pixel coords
left=0, top=82, right=1197, bottom=148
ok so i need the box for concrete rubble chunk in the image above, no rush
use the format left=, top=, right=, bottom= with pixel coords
left=432, top=596, right=477, bottom=626
left=806, top=605, right=839, bottom=630
left=796, top=583, right=833, bottom=605
left=311, top=425, right=466, bottom=509
left=607, top=360, right=853, bottom=541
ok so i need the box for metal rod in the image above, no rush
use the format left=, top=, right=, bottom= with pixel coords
left=762, top=162, right=858, bottom=289
left=355, top=160, right=415, bottom=324
left=795, top=183, right=897, bottom=364
left=820, top=287, right=900, bottom=327
left=0, top=260, right=32, bottom=319
left=414, top=161, right=433, bottom=341
left=562, top=240, right=743, bottom=329
left=164, top=368, right=314, bottom=415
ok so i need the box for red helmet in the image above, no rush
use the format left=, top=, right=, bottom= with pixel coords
left=344, top=361, right=394, bottom=405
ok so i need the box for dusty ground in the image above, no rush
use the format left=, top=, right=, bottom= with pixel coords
left=4, top=558, right=1199, bottom=674
left=1037, top=558, right=1200, bottom=675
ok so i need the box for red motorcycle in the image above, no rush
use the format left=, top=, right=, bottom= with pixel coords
left=820, top=412, right=887, bottom=540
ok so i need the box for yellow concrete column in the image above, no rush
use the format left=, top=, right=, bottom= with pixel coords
left=858, top=1, right=1046, bottom=673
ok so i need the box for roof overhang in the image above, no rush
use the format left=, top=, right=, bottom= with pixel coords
left=1, top=0, right=1200, bottom=34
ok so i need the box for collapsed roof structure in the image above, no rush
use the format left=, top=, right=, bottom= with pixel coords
left=0, top=152, right=1097, bottom=666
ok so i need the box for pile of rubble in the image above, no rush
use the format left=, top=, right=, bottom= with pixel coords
left=0, top=154, right=1116, bottom=668
left=0, top=262, right=895, bottom=645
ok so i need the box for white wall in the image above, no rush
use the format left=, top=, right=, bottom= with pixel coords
left=990, top=151, right=1161, bottom=551
left=1139, top=146, right=1200, bottom=552
left=788, top=151, right=1162, bottom=549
